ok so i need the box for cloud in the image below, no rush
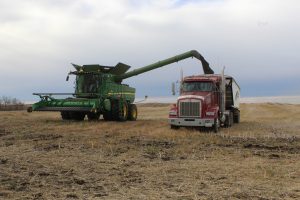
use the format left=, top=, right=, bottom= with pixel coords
left=0, top=0, right=299, bottom=100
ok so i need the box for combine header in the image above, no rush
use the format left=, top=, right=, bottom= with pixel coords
left=28, top=50, right=214, bottom=121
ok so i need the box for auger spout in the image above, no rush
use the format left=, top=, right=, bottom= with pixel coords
left=115, top=50, right=214, bottom=81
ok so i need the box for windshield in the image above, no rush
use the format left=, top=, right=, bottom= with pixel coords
left=76, top=74, right=101, bottom=93
left=182, top=81, right=213, bottom=92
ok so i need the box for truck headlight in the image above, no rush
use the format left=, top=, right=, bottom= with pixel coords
left=206, top=111, right=215, bottom=116
left=169, top=110, right=177, bottom=116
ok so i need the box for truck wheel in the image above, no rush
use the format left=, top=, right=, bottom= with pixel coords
left=70, top=112, right=85, bottom=121
left=171, top=125, right=179, bottom=130
left=233, top=110, right=240, bottom=123
left=213, top=118, right=219, bottom=133
left=87, top=112, right=100, bottom=121
left=224, top=112, right=233, bottom=128
left=111, top=100, right=119, bottom=121
left=128, top=104, right=137, bottom=121
left=229, top=111, right=233, bottom=127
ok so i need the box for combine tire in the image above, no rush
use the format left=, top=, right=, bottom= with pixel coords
left=109, top=100, right=128, bottom=121
left=61, top=111, right=71, bottom=120
left=111, top=100, right=119, bottom=121
left=117, top=101, right=128, bottom=121
left=128, top=104, right=137, bottom=121
left=70, top=112, right=85, bottom=121
left=103, top=111, right=113, bottom=121
left=87, top=112, right=100, bottom=121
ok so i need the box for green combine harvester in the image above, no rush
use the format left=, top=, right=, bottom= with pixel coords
left=28, top=50, right=214, bottom=121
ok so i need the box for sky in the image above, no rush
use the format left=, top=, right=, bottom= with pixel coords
left=0, top=0, right=299, bottom=101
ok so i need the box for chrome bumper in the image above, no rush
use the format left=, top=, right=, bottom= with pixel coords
left=168, top=118, right=214, bottom=127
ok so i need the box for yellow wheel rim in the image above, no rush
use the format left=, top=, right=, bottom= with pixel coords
left=132, top=108, right=137, bottom=119
left=123, top=103, right=128, bottom=118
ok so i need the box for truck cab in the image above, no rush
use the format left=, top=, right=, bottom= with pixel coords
left=169, top=74, right=240, bottom=132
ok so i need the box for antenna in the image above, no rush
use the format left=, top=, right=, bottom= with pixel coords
left=180, top=68, right=183, bottom=83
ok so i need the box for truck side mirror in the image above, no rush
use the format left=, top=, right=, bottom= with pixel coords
left=66, top=75, right=69, bottom=81
left=172, top=82, right=176, bottom=95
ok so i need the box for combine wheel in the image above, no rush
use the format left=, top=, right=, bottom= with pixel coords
left=87, top=112, right=100, bottom=121
left=111, top=100, right=128, bottom=121
left=70, top=112, right=85, bottom=121
left=128, top=104, right=137, bottom=121
left=61, top=111, right=71, bottom=120
left=103, top=111, right=113, bottom=121
left=111, top=100, right=119, bottom=121
left=117, top=101, right=128, bottom=121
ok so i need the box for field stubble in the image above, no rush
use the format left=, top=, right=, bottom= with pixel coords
left=0, top=103, right=299, bottom=199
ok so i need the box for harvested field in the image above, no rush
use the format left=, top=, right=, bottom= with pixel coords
left=0, top=103, right=299, bottom=199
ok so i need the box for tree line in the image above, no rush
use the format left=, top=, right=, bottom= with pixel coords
left=0, top=96, right=26, bottom=111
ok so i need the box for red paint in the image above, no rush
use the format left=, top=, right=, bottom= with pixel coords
left=171, top=75, right=223, bottom=119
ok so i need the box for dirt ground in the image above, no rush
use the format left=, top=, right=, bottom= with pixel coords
left=0, top=103, right=299, bottom=199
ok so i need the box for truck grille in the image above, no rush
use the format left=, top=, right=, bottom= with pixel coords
left=179, top=101, right=201, bottom=117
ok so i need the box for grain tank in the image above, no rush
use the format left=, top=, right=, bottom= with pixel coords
left=28, top=50, right=214, bottom=121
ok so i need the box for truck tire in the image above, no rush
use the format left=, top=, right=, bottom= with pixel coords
left=233, top=110, right=240, bottom=123
left=87, top=112, right=100, bottom=121
left=213, top=118, right=219, bottom=133
left=171, top=125, right=179, bottom=130
left=229, top=111, right=233, bottom=127
left=224, top=112, right=233, bottom=128
left=61, top=111, right=71, bottom=120
left=128, top=104, right=137, bottom=121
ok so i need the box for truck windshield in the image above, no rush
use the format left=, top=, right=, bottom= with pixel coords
left=182, top=82, right=213, bottom=92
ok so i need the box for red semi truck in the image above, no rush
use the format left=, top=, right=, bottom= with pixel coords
left=168, top=73, right=240, bottom=132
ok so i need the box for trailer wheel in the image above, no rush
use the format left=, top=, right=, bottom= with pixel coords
left=61, top=111, right=71, bottom=120
left=128, top=104, right=137, bottom=121
left=224, top=112, right=234, bottom=128
left=229, top=112, right=233, bottom=127
left=233, top=110, right=240, bottom=123
left=87, top=112, right=100, bottom=121
left=213, top=118, right=220, bottom=133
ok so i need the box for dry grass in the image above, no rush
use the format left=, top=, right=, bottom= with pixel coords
left=0, top=103, right=299, bottom=199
